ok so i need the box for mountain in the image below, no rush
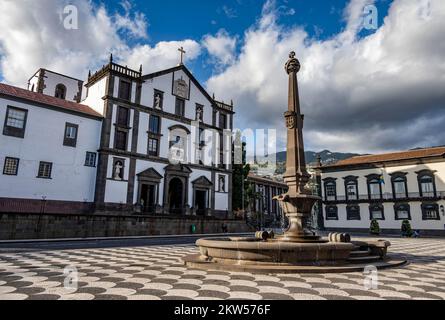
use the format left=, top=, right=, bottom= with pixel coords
left=274, top=150, right=361, bottom=165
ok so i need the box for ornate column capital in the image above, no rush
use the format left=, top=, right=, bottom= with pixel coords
left=285, top=51, right=301, bottom=74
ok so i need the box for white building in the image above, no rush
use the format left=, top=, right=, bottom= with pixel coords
left=0, top=57, right=234, bottom=218
left=319, top=147, right=445, bottom=236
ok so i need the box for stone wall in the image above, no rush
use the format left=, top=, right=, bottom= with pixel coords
left=0, top=213, right=253, bottom=240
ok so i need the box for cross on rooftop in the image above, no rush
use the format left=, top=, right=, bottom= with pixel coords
left=178, top=47, right=186, bottom=65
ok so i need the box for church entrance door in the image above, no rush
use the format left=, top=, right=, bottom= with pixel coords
left=168, top=178, right=184, bottom=215
left=141, top=184, right=156, bottom=214
left=195, top=190, right=208, bottom=216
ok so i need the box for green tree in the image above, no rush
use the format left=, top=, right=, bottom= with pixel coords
left=232, top=132, right=251, bottom=213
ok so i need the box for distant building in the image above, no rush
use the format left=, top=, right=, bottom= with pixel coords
left=318, top=147, right=445, bottom=236
left=246, top=173, right=288, bottom=225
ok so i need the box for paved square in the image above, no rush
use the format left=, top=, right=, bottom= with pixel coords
left=1, top=237, right=445, bottom=300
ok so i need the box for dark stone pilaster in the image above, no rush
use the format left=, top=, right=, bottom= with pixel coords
left=126, top=109, right=140, bottom=205
left=211, top=170, right=216, bottom=216
left=94, top=75, right=115, bottom=209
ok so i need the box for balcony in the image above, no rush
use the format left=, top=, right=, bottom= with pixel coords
left=324, top=191, right=445, bottom=203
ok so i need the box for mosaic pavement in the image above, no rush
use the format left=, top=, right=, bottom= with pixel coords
left=1, top=237, right=445, bottom=300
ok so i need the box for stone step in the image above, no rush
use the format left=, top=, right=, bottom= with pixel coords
left=350, top=250, right=372, bottom=258
left=348, top=255, right=382, bottom=263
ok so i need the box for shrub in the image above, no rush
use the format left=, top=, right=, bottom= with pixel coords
left=401, top=220, right=413, bottom=238
left=370, top=219, right=381, bottom=235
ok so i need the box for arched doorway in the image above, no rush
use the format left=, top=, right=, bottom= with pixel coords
left=168, top=178, right=184, bottom=215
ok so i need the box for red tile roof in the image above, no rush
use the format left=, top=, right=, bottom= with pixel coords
left=0, top=83, right=102, bottom=118
left=324, top=147, right=445, bottom=168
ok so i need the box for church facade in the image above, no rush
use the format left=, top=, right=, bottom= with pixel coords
left=0, top=57, right=234, bottom=218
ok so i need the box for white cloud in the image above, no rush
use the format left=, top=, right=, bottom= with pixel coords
left=0, top=0, right=200, bottom=87
left=203, top=29, right=237, bottom=66
left=122, top=40, right=201, bottom=74
left=206, top=0, right=445, bottom=153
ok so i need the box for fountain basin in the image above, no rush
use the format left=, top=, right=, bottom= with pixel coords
left=183, top=237, right=407, bottom=274
left=195, top=237, right=353, bottom=266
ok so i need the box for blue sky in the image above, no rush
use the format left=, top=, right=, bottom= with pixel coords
left=107, top=0, right=391, bottom=83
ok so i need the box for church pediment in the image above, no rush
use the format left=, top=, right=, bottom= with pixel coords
left=192, top=176, right=213, bottom=187
left=137, top=168, right=163, bottom=181
left=164, top=164, right=192, bottom=174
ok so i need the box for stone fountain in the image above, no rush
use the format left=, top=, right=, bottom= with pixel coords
left=183, top=52, right=407, bottom=273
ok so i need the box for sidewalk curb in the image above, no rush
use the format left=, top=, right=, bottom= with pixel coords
left=0, top=233, right=254, bottom=245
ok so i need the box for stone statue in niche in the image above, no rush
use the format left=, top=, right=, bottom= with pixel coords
left=113, top=161, right=124, bottom=180
left=196, top=106, right=203, bottom=122
left=154, top=91, right=163, bottom=109
left=219, top=175, right=226, bottom=192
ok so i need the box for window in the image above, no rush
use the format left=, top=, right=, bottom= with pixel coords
left=148, top=138, right=159, bottom=156
left=149, top=115, right=160, bottom=134
left=85, top=152, right=97, bottom=167
left=219, top=113, right=227, bottom=129
left=55, top=84, right=67, bottom=99
left=175, top=98, right=185, bottom=117
left=418, top=171, right=436, bottom=198
left=38, top=162, right=53, bottom=179
left=3, top=106, right=28, bottom=138
left=347, top=205, right=361, bottom=220
left=117, top=107, right=129, bottom=127
left=3, top=157, right=19, bottom=175
left=422, top=203, right=440, bottom=220
left=344, top=176, right=358, bottom=200
left=366, top=174, right=383, bottom=200
left=114, top=129, right=128, bottom=151
left=326, top=206, right=338, bottom=220
left=63, top=123, right=78, bottom=147
left=153, top=90, right=164, bottom=109
left=118, top=80, right=131, bottom=101
left=324, top=179, right=337, bottom=201
left=391, top=173, right=408, bottom=199
left=394, top=203, right=411, bottom=220
left=369, top=204, right=385, bottom=220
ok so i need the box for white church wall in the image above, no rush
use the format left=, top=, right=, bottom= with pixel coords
left=140, top=70, right=213, bottom=127
left=109, top=104, right=117, bottom=149
left=137, top=112, right=149, bottom=154
left=42, top=70, right=82, bottom=103
left=104, top=180, right=128, bottom=204
left=215, top=193, right=229, bottom=212
left=83, top=76, right=107, bottom=115
left=0, top=97, right=101, bottom=202
left=104, top=155, right=130, bottom=204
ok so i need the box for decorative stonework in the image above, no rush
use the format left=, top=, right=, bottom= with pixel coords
left=285, top=51, right=301, bottom=74
left=173, top=78, right=189, bottom=99
left=285, top=111, right=297, bottom=129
